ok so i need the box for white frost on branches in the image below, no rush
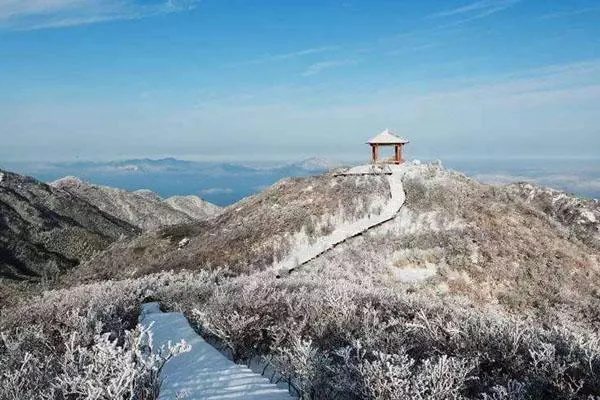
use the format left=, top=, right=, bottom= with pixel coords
left=273, top=164, right=406, bottom=273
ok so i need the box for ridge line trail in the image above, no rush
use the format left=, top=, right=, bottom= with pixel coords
left=280, top=164, right=406, bottom=274
left=140, top=303, right=293, bottom=400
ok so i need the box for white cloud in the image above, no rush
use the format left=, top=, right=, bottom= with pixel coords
left=2, top=59, right=599, bottom=162
left=428, top=0, right=520, bottom=25
left=227, top=45, right=339, bottom=67
left=0, top=0, right=198, bottom=30
left=539, top=6, right=600, bottom=20
left=301, top=60, right=355, bottom=77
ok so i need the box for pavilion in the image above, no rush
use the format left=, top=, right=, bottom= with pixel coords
left=367, top=129, right=409, bottom=165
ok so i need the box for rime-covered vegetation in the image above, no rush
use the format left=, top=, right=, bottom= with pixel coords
left=67, top=173, right=392, bottom=283
left=2, top=162, right=600, bottom=399
left=299, top=164, right=600, bottom=325
left=0, top=274, right=191, bottom=400
left=3, top=270, right=599, bottom=399
left=506, top=182, right=600, bottom=250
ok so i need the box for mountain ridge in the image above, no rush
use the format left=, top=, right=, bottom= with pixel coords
left=0, top=169, right=138, bottom=280
left=51, top=176, right=221, bottom=230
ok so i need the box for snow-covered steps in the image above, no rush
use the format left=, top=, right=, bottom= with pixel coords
left=275, top=164, right=406, bottom=273
left=140, top=303, right=293, bottom=400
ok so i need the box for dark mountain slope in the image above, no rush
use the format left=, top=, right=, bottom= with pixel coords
left=0, top=170, right=138, bottom=280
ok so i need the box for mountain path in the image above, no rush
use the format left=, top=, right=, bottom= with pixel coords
left=140, top=303, right=293, bottom=400
left=283, top=164, right=406, bottom=274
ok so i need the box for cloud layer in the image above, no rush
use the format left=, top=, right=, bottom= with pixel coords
left=0, top=0, right=198, bottom=30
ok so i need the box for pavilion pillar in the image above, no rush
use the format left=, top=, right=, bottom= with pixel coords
left=394, top=145, right=400, bottom=164
left=371, top=144, right=379, bottom=164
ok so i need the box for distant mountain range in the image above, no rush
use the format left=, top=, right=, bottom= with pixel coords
left=2, top=157, right=333, bottom=206
left=51, top=176, right=221, bottom=230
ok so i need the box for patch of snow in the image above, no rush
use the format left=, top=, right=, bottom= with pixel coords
left=139, top=303, right=293, bottom=400
left=51, top=176, right=87, bottom=187
left=165, top=195, right=222, bottom=220
left=580, top=210, right=597, bottom=224
left=395, top=263, right=438, bottom=283
left=134, top=189, right=162, bottom=201
left=178, top=237, right=190, bottom=250
left=376, top=208, right=465, bottom=236
left=274, top=164, right=406, bottom=272
left=0, top=172, right=4, bottom=183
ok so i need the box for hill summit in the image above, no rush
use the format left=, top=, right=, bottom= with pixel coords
left=67, top=162, right=600, bottom=323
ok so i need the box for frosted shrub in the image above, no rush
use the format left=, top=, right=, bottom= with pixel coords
left=481, top=381, right=528, bottom=400
left=0, top=324, right=189, bottom=400
left=4, top=267, right=599, bottom=399
left=353, top=346, right=475, bottom=400
left=0, top=271, right=212, bottom=400
left=192, top=308, right=260, bottom=362
left=271, top=336, right=332, bottom=398
left=47, top=325, right=189, bottom=400
left=357, top=349, right=415, bottom=399
left=177, top=272, right=600, bottom=399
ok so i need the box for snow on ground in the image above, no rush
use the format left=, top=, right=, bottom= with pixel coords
left=0, top=172, right=4, bottom=183
left=394, top=263, right=439, bottom=283
left=140, top=303, right=293, bottom=400
left=273, top=164, right=406, bottom=273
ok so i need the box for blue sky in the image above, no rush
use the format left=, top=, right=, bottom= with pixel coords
left=1, top=0, right=599, bottom=162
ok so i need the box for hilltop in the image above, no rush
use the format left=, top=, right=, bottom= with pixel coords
left=66, top=162, right=600, bottom=323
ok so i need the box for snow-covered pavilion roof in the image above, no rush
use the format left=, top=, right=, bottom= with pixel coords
left=367, top=129, right=409, bottom=145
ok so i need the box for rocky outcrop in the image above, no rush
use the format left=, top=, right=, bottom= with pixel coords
left=0, top=170, right=138, bottom=280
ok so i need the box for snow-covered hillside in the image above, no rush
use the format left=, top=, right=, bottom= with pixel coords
left=506, top=182, right=600, bottom=249
left=51, top=176, right=221, bottom=230
left=165, top=195, right=222, bottom=221
left=68, top=161, right=600, bottom=323
left=274, top=164, right=406, bottom=273
left=70, top=168, right=398, bottom=280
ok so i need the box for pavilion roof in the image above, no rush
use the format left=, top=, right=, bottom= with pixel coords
left=367, top=129, right=409, bottom=145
